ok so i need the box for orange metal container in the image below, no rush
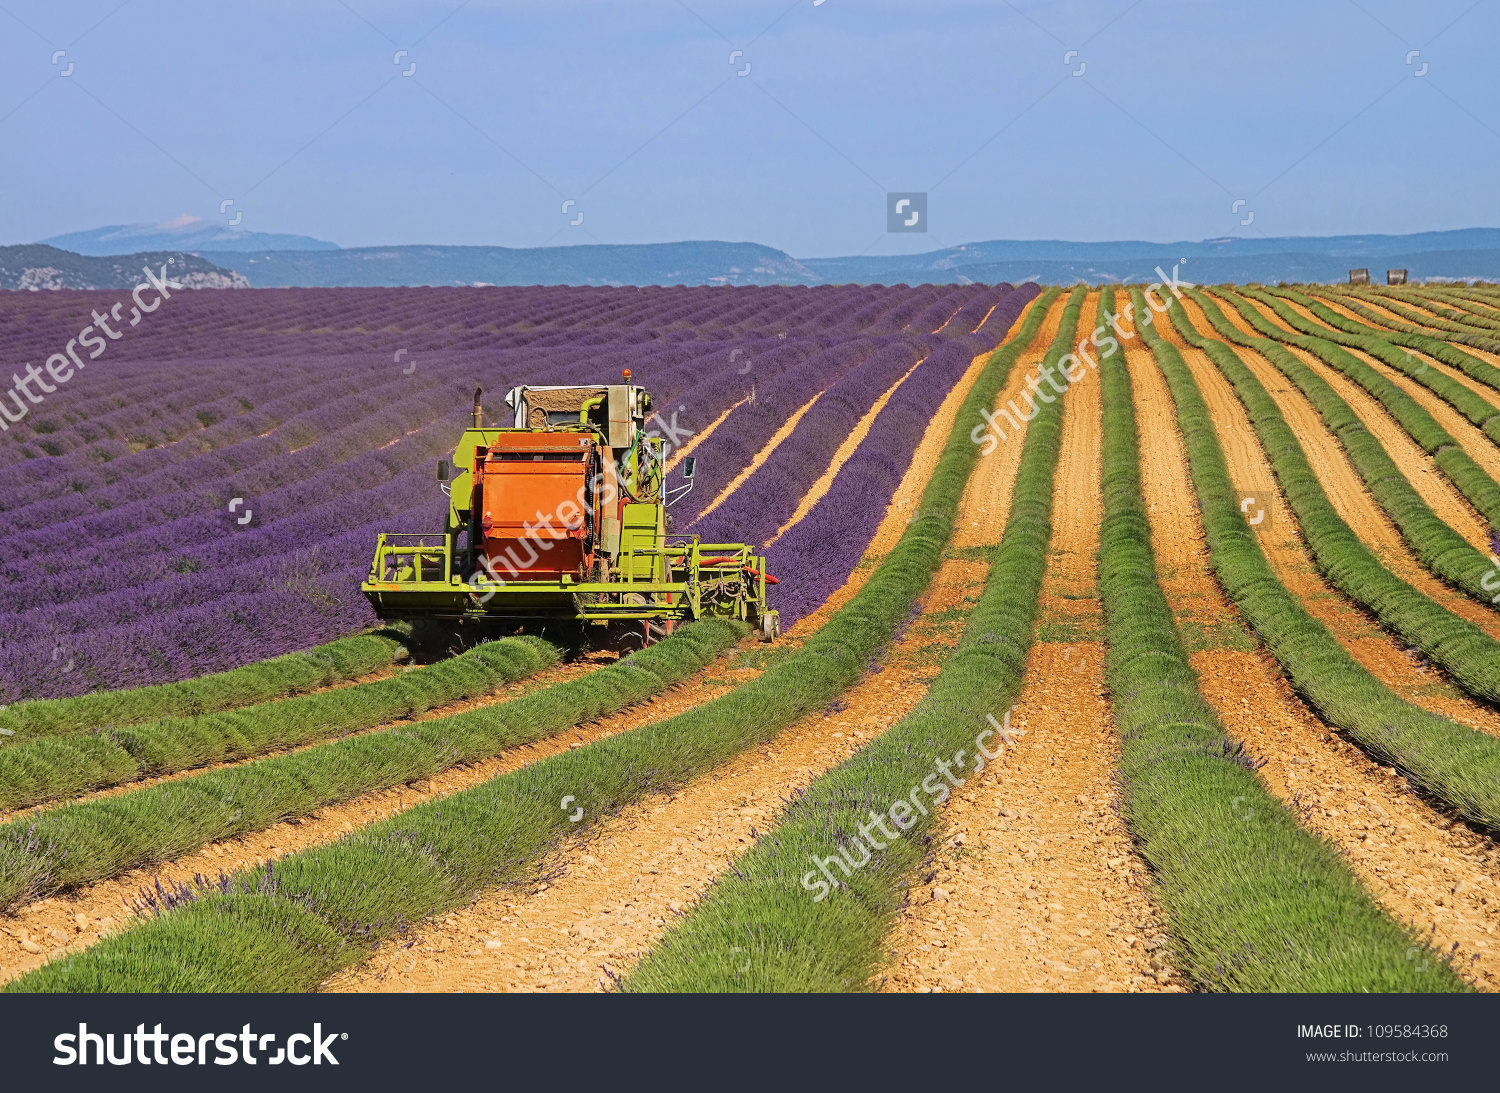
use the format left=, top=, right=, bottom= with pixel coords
left=477, top=433, right=594, bottom=581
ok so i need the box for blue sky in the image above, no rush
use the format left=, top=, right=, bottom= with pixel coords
left=1, top=0, right=1496, bottom=256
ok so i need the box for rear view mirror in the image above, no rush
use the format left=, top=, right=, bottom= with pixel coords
left=437, top=459, right=450, bottom=482
left=682, top=456, right=696, bottom=480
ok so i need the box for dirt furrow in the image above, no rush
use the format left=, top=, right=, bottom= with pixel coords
left=769, top=357, right=924, bottom=543
left=0, top=654, right=751, bottom=985
left=1158, top=304, right=1500, bottom=737
left=1179, top=295, right=1500, bottom=640
left=1275, top=336, right=1491, bottom=549
left=693, top=391, right=823, bottom=521
left=665, top=393, right=753, bottom=472
left=1125, top=337, right=1499, bottom=990
left=322, top=296, right=1064, bottom=993
left=884, top=298, right=1173, bottom=994
left=951, top=294, right=1064, bottom=552
left=327, top=555, right=986, bottom=993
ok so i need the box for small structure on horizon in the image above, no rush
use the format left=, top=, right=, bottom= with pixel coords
left=1349, top=268, right=1370, bottom=285
left=1388, top=269, right=1409, bottom=285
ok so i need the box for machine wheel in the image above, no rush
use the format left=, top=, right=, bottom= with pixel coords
left=757, top=610, right=780, bottom=643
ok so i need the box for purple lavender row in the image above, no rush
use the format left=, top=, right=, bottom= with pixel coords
left=0, top=491, right=450, bottom=698
left=688, top=337, right=943, bottom=549
left=0, top=330, right=821, bottom=518
left=0, top=335, right=785, bottom=596
left=0, top=335, right=763, bottom=540
left=0, top=284, right=931, bottom=363
left=0, top=343, right=800, bottom=686
left=682, top=287, right=1019, bottom=543
left=769, top=284, right=1039, bottom=625
left=669, top=337, right=888, bottom=526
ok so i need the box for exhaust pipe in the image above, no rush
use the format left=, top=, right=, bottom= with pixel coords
left=472, top=388, right=483, bottom=429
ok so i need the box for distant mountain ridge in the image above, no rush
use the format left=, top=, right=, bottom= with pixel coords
left=22, top=224, right=1500, bottom=286
left=204, top=229, right=1500, bottom=287
left=42, top=215, right=337, bottom=256
left=199, top=241, right=822, bottom=287
left=800, top=228, right=1500, bottom=280
left=0, top=245, right=248, bottom=291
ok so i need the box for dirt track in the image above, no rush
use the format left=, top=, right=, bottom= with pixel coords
left=327, top=296, right=1064, bottom=993
left=1128, top=318, right=1499, bottom=989
left=1189, top=295, right=1500, bottom=640
left=1159, top=303, right=1500, bottom=736
left=883, top=294, right=1171, bottom=993
left=950, top=294, right=1063, bottom=552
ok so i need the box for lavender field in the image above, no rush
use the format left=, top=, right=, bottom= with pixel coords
left=0, top=282, right=1036, bottom=702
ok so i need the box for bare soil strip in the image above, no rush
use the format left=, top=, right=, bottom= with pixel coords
left=768, top=358, right=924, bottom=544
left=1126, top=336, right=1500, bottom=990
left=1275, top=336, right=1491, bottom=549
left=1180, top=296, right=1500, bottom=640
left=693, top=391, right=823, bottom=521
left=328, top=296, right=1064, bottom=993
left=1262, top=293, right=1500, bottom=413
left=792, top=293, right=1056, bottom=635
left=1157, top=306, right=1500, bottom=737
left=1126, top=343, right=1249, bottom=649
left=0, top=657, right=750, bottom=985
left=327, top=556, right=986, bottom=993
left=665, top=394, right=752, bottom=472
left=884, top=298, right=1174, bottom=994
left=1216, top=294, right=1500, bottom=488
left=950, top=295, right=1065, bottom=552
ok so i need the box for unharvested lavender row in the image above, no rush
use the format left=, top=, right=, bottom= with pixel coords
left=0, top=285, right=1012, bottom=701
left=1, top=338, right=778, bottom=527
left=2, top=331, right=826, bottom=601
left=0, top=284, right=964, bottom=371
left=770, top=286, right=1041, bottom=623
left=689, top=338, right=939, bottom=546
left=676, top=286, right=1020, bottom=527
